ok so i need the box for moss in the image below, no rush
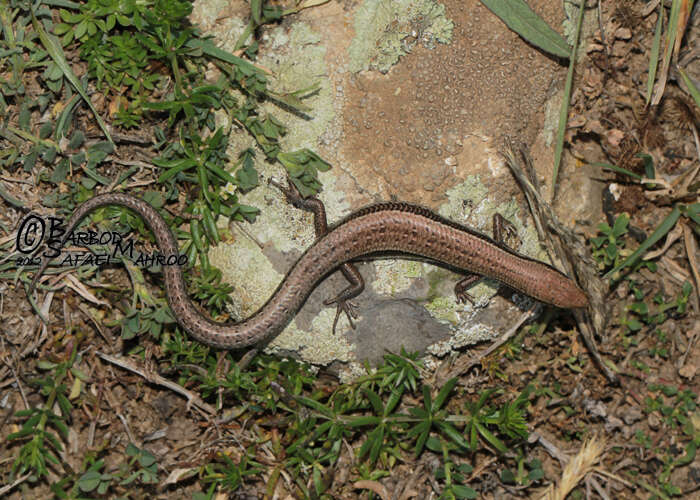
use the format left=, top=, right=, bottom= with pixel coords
left=348, top=0, right=453, bottom=73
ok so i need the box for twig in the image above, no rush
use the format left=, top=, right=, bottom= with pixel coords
left=229, top=219, right=264, bottom=249
left=502, top=143, right=617, bottom=384
left=77, top=303, right=115, bottom=345
left=0, top=473, right=31, bottom=496
left=435, top=308, right=536, bottom=386
left=96, top=351, right=216, bottom=415
left=353, top=480, right=390, bottom=500
left=0, top=340, right=28, bottom=410
left=531, top=430, right=570, bottom=465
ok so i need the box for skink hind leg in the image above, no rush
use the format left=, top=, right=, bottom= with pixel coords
left=269, top=177, right=365, bottom=333
left=454, top=275, right=481, bottom=304
left=454, top=214, right=520, bottom=304
left=324, top=263, right=364, bottom=333
left=492, top=213, right=519, bottom=248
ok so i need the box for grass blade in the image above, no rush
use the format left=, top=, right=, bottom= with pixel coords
left=651, top=0, right=682, bottom=106
left=31, top=12, right=114, bottom=148
left=551, top=0, right=585, bottom=200
left=646, top=2, right=664, bottom=104
left=590, top=162, right=643, bottom=180
left=678, top=67, right=700, bottom=107
left=480, top=0, right=570, bottom=58
left=603, top=206, right=682, bottom=279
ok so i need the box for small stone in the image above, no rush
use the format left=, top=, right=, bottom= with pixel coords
left=679, top=364, right=696, bottom=379
left=648, top=413, right=661, bottom=430
left=606, top=129, right=625, bottom=147
left=621, top=406, right=643, bottom=425
left=615, top=27, right=632, bottom=40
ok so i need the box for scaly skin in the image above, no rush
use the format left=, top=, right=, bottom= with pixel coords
left=30, top=193, right=588, bottom=349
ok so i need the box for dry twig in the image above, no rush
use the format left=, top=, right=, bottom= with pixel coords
left=96, top=351, right=216, bottom=415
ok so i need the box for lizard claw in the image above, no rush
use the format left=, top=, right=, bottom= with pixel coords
left=268, top=176, right=304, bottom=207
left=324, top=297, right=359, bottom=334
left=454, top=286, right=476, bottom=305
left=454, top=274, right=481, bottom=305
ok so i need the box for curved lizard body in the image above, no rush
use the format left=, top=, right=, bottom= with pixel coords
left=31, top=192, right=588, bottom=349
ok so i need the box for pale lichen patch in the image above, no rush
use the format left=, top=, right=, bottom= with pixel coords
left=371, top=259, right=423, bottom=295
left=348, top=0, right=454, bottom=73
left=267, top=309, right=355, bottom=365
left=208, top=234, right=282, bottom=318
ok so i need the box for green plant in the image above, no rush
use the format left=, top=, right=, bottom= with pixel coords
left=189, top=267, right=235, bottom=315
left=640, top=384, right=699, bottom=497
left=8, top=344, right=82, bottom=478
left=406, top=378, right=468, bottom=455
left=462, top=386, right=530, bottom=454
left=501, top=457, right=544, bottom=487
left=619, top=281, right=691, bottom=349
left=436, top=460, right=477, bottom=499
left=200, top=450, right=261, bottom=493
left=51, top=457, right=116, bottom=499
left=591, top=214, right=630, bottom=269
left=120, top=443, right=158, bottom=485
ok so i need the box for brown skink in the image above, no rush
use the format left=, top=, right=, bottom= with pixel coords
left=30, top=192, right=588, bottom=349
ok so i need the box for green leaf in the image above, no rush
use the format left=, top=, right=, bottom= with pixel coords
left=612, top=214, right=629, bottom=238
left=434, top=377, right=457, bottom=410
left=296, top=396, right=333, bottom=417
left=185, top=38, right=265, bottom=76
left=529, top=467, right=544, bottom=481
left=637, top=153, right=655, bottom=180
left=364, top=388, right=384, bottom=415
left=438, top=422, right=470, bottom=450
left=551, top=0, right=585, bottom=198
left=39, top=122, right=54, bottom=139
left=346, top=415, right=382, bottom=427
left=650, top=0, right=682, bottom=106
left=453, top=485, right=478, bottom=499
left=591, top=161, right=643, bottom=181
left=480, top=0, right=570, bottom=58
left=53, top=23, right=72, bottom=35
left=251, top=0, right=262, bottom=25
left=475, top=421, right=508, bottom=453
left=413, top=422, right=430, bottom=456
left=156, top=158, right=197, bottom=182
left=235, top=149, right=258, bottom=191
left=78, top=470, right=102, bottom=492
left=208, top=163, right=237, bottom=186
left=678, top=67, right=700, bottom=108
left=138, top=449, right=157, bottom=468
left=74, top=19, right=87, bottom=39
left=501, top=468, right=516, bottom=483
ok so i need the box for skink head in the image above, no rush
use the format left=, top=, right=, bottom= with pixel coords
left=553, top=282, right=589, bottom=309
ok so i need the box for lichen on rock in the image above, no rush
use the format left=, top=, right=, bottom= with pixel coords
left=348, top=0, right=454, bottom=73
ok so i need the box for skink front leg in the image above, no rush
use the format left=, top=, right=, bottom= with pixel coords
left=269, top=178, right=364, bottom=333
left=454, top=214, right=520, bottom=303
